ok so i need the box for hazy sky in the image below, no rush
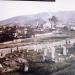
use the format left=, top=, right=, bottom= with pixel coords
left=0, top=0, right=75, bottom=20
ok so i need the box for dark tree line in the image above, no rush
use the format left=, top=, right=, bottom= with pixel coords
left=0, top=26, right=16, bottom=42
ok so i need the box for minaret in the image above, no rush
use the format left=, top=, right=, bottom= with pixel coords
left=49, top=18, right=53, bottom=29
left=36, top=16, right=39, bottom=27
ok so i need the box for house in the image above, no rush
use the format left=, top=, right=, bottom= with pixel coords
left=70, top=26, right=75, bottom=31
left=43, top=21, right=52, bottom=29
left=16, top=26, right=35, bottom=39
left=56, top=24, right=65, bottom=29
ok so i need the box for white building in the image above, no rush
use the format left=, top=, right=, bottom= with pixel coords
left=70, top=26, right=75, bottom=30
left=56, top=24, right=65, bottom=28
left=43, top=21, right=52, bottom=29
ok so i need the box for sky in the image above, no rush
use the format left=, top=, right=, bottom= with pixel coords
left=0, top=0, right=75, bottom=20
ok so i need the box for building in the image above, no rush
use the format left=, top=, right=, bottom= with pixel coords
left=16, top=26, right=35, bottom=39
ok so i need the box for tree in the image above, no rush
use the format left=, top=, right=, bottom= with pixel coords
left=50, top=16, right=58, bottom=28
left=0, top=25, right=16, bottom=42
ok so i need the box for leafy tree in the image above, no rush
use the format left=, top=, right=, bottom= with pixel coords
left=50, top=16, right=58, bottom=28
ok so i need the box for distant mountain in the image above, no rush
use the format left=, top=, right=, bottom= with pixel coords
left=0, top=11, right=75, bottom=27
left=0, top=12, right=52, bottom=27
